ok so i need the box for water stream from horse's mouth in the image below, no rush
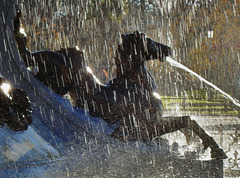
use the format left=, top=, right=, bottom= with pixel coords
left=166, top=57, right=240, bottom=109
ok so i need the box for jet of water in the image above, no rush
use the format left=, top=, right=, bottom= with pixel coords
left=166, top=57, right=240, bottom=109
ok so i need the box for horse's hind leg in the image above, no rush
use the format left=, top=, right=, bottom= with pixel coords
left=162, top=116, right=227, bottom=159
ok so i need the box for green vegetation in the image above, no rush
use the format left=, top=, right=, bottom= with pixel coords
left=161, top=90, right=239, bottom=116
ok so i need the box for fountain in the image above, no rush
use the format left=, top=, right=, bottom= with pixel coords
left=0, top=0, right=239, bottom=177
left=166, top=57, right=240, bottom=110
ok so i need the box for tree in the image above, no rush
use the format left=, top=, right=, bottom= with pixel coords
left=170, top=0, right=240, bottom=99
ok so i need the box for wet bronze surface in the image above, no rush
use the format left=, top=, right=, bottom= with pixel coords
left=13, top=12, right=227, bottom=159
left=0, top=77, right=32, bottom=131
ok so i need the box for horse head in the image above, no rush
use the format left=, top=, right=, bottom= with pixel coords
left=115, top=31, right=171, bottom=76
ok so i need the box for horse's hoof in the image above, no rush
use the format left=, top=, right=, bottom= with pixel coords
left=202, top=143, right=209, bottom=151
left=211, top=147, right=228, bottom=160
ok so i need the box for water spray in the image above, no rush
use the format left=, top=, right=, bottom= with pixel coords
left=166, top=57, right=240, bottom=109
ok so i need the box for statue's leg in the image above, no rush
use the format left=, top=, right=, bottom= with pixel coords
left=112, top=115, right=227, bottom=159
left=161, top=116, right=227, bottom=159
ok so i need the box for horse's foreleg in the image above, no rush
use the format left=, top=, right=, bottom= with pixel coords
left=189, top=118, right=227, bottom=159
left=162, top=116, right=227, bottom=159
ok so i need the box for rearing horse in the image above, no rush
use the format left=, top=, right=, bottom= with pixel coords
left=14, top=13, right=227, bottom=159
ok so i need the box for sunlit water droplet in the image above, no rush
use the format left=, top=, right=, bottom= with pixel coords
left=153, top=92, right=161, bottom=99
left=86, top=66, right=103, bottom=85
left=20, top=27, right=27, bottom=37
left=75, top=45, right=80, bottom=50
left=1, top=83, right=11, bottom=97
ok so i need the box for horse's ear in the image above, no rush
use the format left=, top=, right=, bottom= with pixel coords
left=120, top=33, right=132, bottom=51
left=133, top=30, right=145, bottom=39
left=133, top=30, right=140, bottom=39
left=133, top=30, right=140, bottom=35
left=121, top=34, right=127, bottom=41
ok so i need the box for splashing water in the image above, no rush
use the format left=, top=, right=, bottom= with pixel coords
left=1, top=83, right=11, bottom=97
left=166, top=57, right=240, bottom=109
left=20, top=27, right=27, bottom=37
left=86, top=66, right=104, bottom=85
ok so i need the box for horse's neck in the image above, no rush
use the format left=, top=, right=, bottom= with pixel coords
left=114, top=54, right=156, bottom=91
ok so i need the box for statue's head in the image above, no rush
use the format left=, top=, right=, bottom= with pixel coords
left=120, top=30, right=171, bottom=63
left=115, top=31, right=171, bottom=75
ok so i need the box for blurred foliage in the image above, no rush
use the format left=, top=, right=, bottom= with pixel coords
left=87, top=0, right=129, bottom=20
left=17, top=0, right=168, bottom=84
left=170, top=0, right=240, bottom=99
left=17, top=0, right=240, bottom=103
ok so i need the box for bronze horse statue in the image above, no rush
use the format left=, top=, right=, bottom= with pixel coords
left=14, top=12, right=227, bottom=159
